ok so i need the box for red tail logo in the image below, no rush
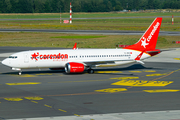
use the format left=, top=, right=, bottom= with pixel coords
left=124, top=18, right=162, bottom=51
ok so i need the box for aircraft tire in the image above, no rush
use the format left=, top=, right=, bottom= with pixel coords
left=88, top=69, right=94, bottom=74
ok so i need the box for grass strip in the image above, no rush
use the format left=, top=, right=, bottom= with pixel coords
left=0, top=32, right=179, bottom=49
left=0, top=12, right=180, bottom=19
left=51, top=36, right=105, bottom=39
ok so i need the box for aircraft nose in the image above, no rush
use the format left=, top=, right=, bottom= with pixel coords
left=2, top=59, right=9, bottom=66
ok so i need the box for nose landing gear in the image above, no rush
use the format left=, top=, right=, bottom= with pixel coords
left=12, top=68, right=22, bottom=75
left=18, top=71, right=22, bottom=75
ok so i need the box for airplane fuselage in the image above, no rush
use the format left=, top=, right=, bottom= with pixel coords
left=2, top=49, right=150, bottom=69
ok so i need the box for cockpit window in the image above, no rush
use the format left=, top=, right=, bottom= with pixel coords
left=9, top=56, right=18, bottom=59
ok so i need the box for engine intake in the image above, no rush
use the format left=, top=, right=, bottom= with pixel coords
left=65, top=62, right=85, bottom=73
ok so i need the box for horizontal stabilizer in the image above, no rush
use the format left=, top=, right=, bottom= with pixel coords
left=145, top=49, right=161, bottom=56
left=135, top=60, right=145, bottom=64
left=134, top=51, right=145, bottom=64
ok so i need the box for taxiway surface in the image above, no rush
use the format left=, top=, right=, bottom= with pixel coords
left=0, top=47, right=180, bottom=120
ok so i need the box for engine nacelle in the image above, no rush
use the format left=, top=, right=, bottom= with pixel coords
left=65, top=62, right=85, bottom=73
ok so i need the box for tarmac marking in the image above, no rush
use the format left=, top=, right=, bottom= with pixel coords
left=111, top=69, right=180, bottom=89
left=3, top=96, right=68, bottom=114
left=111, top=80, right=173, bottom=87
left=24, top=97, right=43, bottom=101
left=9, top=74, right=36, bottom=77
left=95, top=71, right=122, bottom=73
left=26, top=97, right=68, bottom=114
left=143, top=70, right=156, bottom=72
left=0, top=91, right=153, bottom=100
left=129, top=71, right=142, bottom=73
left=4, top=98, right=23, bottom=101
left=31, top=101, right=38, bottom=104
left=74, top=114, right=81, bottom=117
left=151, top=69, right=180, bottom=81
left=44, top=104, right=74, bottom=116
left=44, top=104, right=52, bottom=108
left=174, top=58, right=180, bottom=60
left=95, top=88, right=127, bottom=93
left=48, top=79, right=116, bottom=84
left=144, top=89, right=180, bottom=93
left=0, top=89, right=174, bottom=101
left=19, top=74, right=36, bottom=77
left=6, top=82, right=41, bottom=85
left=146, top=73, right=167, bottom=76
left=35, top=73, right=52, bottom=76
left=111, top=77, right=139, bottom=80
left=58, top=109, right=67, bottom=113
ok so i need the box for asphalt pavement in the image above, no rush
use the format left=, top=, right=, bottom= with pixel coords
left=0, top=47, right=180, bottom=120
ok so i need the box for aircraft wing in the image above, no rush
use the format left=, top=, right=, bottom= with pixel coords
left=83, top=59, right=134, bottom=67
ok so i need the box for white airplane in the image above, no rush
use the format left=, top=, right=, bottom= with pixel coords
left=2, top=17, right=162, bottom=75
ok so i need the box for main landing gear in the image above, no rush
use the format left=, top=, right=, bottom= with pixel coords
left=87, top=69, right=94, bottom=74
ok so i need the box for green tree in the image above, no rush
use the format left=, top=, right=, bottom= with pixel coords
left=106, top=0, right=112, bottom=12
left=0, top=0, right=3, bottom=13
left=111, top=0, right=123, bottom=11
left=5, top=0, right=12, bottom=13
left=73, top=0, right=82, bottom=12
left=44, top=0, right=51, bottom=13
left=17, top=0, right=33, bottom=13
left=0, top=0, right=180, bottom=13
left=34, top=0, right=45, bottom=13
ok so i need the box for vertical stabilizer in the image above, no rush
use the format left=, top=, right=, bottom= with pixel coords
left=124, top=17, right=162, bottom=51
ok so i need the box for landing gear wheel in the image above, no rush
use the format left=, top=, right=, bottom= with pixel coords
left=88, top=69, right=94, bottom=74
left=18, top=71, right=22, bottom=75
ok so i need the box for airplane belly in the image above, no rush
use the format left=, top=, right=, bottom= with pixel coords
left=115, top=61, right=135, bottom=65
left=96, top=61, right=135, bottom=67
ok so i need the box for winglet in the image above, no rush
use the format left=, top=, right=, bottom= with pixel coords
left=73, top=43, right=77, bottom=50
left=135, top=51, right=145, bottom=64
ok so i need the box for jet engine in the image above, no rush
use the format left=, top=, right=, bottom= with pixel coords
left=65, top=62, right=85, bottom=73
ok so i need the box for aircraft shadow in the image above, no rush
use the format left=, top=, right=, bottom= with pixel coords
left=1, top=64, right=163, bottom=76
